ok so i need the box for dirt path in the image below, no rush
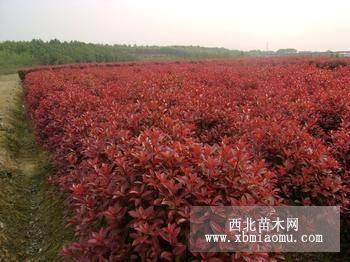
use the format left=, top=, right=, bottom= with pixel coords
left=0, top=74, right=72, bottom=261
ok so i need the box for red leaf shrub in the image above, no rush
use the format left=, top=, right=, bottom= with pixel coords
left=22, top=58, right=350, bottom=261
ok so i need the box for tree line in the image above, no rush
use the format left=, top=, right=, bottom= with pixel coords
left=3, top=39, right=331, bottom=75
left=0, top=39, right=246, bottom=74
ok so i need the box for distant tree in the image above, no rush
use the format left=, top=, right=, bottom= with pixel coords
left=276, top=48, right=297, bottom=55
left=0, top=39, right=246, bottom=74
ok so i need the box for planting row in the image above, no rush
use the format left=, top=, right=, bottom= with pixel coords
left=22, top=58, right=350, bottom=260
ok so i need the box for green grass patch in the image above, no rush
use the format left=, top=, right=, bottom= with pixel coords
left=0, top=75, right=73, bottom=261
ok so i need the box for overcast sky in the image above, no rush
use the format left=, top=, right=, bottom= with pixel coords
left=1, top=0, right=350, bottom=51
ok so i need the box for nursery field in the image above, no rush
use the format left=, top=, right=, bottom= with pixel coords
left=20, top=58, right=350, bottom=260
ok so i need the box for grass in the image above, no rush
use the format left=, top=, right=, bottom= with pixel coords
left=0, top=74, right=73, bottom=261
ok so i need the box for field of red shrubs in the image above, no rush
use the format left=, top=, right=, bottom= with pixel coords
left=21, top=58, right=349, bottom=261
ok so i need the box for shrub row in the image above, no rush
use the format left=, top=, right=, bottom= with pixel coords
left=22, top=58, right=350, bottom=261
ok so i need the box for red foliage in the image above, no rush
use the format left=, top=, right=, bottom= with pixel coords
left=22, top=58, right=350, bottom=261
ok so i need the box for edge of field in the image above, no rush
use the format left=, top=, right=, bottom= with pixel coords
left=0, top=74, right=73, bottom=261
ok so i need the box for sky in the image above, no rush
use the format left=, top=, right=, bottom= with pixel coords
left=1, top=0, right=350, bottom=51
